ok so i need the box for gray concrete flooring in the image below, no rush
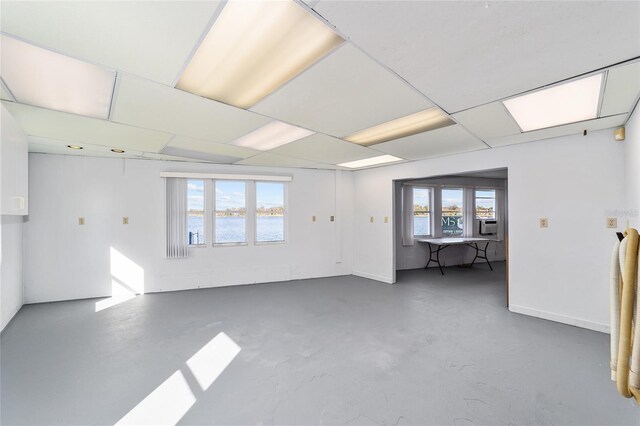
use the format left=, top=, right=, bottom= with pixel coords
left=1, top=262, right=638, bottom=425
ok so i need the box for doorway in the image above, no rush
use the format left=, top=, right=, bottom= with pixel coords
left=392, top=168, right=509, bottom=306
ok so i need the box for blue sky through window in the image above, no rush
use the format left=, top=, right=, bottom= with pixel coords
left=256, top=182, right=284, bottom=210
left=442, top=188, right=463, bottom=209
left=188, top=180, right=204, bottom=211
left=216, top=181, right=246, bottom=211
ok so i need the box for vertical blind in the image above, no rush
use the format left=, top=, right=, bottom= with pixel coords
left=401, top=185, right=415, bottom=246
left=165, top=177, right=189, bottom=259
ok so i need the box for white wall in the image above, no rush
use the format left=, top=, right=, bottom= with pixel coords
left=24, top=154, right=353, bottom=303
left=624, top=106, right=640, bottom=229
left=395, top=177, right=507, bottom=271
left=1, top=216, right=23, bottom=331
left=1, top=103, right=28, bottom=331
left=352, top=128, right=626, bottom=332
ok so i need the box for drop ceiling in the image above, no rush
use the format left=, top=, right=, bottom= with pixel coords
left=1, top=0, right=639, bottom=171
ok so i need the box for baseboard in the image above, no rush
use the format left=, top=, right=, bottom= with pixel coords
left=509, top=304, right=610, bottom=334
left=352, top=270, right=394, bottom=284
left=1, top=303, right=23, bottom=333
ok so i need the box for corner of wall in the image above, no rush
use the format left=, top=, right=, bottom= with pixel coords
left=624, top=103, right=640, bottom=229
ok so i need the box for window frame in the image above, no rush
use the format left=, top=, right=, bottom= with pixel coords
left=254, top=181, right=288, bottom=245
left=184, top=178, right=289, bottom=248
left=411, top=186, right=433, bottom=238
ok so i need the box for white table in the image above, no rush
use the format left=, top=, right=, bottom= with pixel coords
left=416, top=237, right=497, bottom=275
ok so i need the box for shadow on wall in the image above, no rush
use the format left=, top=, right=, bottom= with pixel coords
left=115, top=332, right=241, bottom=425
left=95, top=247, right=145, bottom=312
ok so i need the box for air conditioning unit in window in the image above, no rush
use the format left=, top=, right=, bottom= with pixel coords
left=479, top=219, right=498, bottom=235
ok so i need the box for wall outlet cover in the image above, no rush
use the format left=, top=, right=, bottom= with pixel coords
left=607, top=217, right=617, bottom=228
left=539, top=218, right=549, bottom=228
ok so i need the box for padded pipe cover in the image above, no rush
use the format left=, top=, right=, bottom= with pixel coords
left=616, top=229, right=638, bottom=399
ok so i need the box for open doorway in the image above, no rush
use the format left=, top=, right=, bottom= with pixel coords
left=392, top=168, right=509, bottom=306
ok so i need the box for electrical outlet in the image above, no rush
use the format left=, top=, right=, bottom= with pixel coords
left=539, top=218, right=548, bottom=228
left=312, top=215, right=316, bottom=222
left=122, top=217, right=129, bottom=225
left=78, top=217, right=85, bottom=225
left=370, top=216, right=374, bottom=223
left=607, top=217, right=617, bottom=228
left=384, top=216, right=389, bottom=223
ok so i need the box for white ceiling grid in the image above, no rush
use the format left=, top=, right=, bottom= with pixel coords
left=0, top=0, right=639, bottom=170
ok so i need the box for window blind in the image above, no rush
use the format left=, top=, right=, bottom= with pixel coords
left=165, top=177, right=189, bottom=259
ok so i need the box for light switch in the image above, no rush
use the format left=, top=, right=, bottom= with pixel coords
left=370, top=217, right=374, bottom=223
left=312, top=215, right=316, bottom=222
left=384, top=216, right=389, bottom=223
left=539, top=218, right=548, bottom=228
left=607, top=217, right=617, bottom=228
left=330, top=215, right=335, bottom=222
left=123, top=217, right=129, bottom=225
left=78, top=217, right=85, bottom=225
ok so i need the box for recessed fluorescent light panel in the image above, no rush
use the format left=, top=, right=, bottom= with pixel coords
left=502, top=74, right=604, bottom=132
left=338, top=155, right=403, bottom=169
left=176, top=0, right=344, bottom=109
left=0, top=35, right=116, bottom=119
left=345, top=108, right=455, bottom=146
left=230, top=121, right=314, bottom=151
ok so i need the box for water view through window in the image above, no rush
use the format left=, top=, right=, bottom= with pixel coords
left=187, top=180, right=205, bottom=245
left=187, top=180, right=286, bottom=244
left=215, top=181, right=246, bottom=244
left=256, top=182, right=285, bottom=242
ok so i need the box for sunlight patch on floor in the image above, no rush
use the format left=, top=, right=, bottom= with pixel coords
left=115, top=332, right=241, bottom=425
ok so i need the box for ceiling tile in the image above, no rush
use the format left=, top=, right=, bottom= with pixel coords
left=3, top=101, right=172, bottom=152
left=251, top=43, right=433, bottom=137
left=315, top=1, right=640, bottom=112
left=372, top=125, right=487, bottom=160
left=168, top=135, right=260, bottom=159
left=271, top=133, right=379, bottom=164
left=111, top=74, right=271, bottom=143
left=452, top=102, right=521, bottom=141
left=235, top=153, right=319, bottom=169
left=160, top=146, right=242, bottom=164
left=28, top=136, right=144, bottom=159
left=0, top=1, right=221, bottom=85
left=1, top=81, right=14, bottom=101
left=487, top=114, right=628, bottom=147
left=601, top=61, right=640, bottom=117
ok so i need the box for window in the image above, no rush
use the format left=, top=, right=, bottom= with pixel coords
left=175, top=176, right=289, bottom=248
left=412, top=187, right=431, bottom=236
left=441, top=188, right=464, bottom=236
left=215, top=181, right=246, bottom=244
left=187, top=179, right=205, bottom=245
left=256, top=182, right=285, bottom=243
left=475, top=189, right=496, bottom=219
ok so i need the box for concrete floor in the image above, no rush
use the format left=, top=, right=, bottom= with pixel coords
left=1, top=262, right=638, bottom=425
